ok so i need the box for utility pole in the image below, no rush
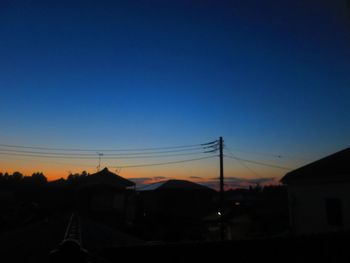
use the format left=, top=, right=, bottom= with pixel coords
left=219, top=136, right=224, bottom=241
left=200, top=138, right=225, bottom=240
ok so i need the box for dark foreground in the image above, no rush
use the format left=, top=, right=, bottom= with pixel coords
left=101, top=233, right=350, bottom=263
left=1, top=215, right=349, bottom=263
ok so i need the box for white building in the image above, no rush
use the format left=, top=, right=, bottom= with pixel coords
left=281, top=147, right=350, bottom=235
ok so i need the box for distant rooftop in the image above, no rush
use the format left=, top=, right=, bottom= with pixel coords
left=81, top=167, right=135, bottom=188
left=281, top=147, right=350, bottom=185
left=138, top=179, right=213, bottom=191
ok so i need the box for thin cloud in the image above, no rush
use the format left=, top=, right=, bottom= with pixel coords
left=153, top=176, right=166, bottom=180
left=129, top=177, right=152, bottom=183
left=130, top=176, right=168, bottom=188
left=201, top=177, right=277, bottom=190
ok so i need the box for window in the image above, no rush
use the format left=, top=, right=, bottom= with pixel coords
left=325, top=198, right=343, bottom=227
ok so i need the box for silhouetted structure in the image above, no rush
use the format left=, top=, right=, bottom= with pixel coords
left=49, top=213, right=89, bottom=262
left=136, top=179, right=215, bottom=241
left=0, top=171, right=51, bottom=233
left=203, top=185, right=288, bottom=240
left=77, top=168, right=136, bottom=223
left=282, top=147, right=350, bottom=235
left=49, top=213, right=88, bottom=263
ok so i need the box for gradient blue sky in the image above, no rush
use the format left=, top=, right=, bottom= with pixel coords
left=0, top=0, right=349, bottom=183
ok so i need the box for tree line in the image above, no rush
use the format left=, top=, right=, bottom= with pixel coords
left=0, top=171, right=47, bottom=184
left=0, top=171, right=93, bottom=186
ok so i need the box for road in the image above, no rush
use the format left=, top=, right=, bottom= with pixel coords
left=0, top=213, right=144, bottom=263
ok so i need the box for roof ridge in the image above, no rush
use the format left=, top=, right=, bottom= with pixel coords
left=281, top=147, right=350, bottom=184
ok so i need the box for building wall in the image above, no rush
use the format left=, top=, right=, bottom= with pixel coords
left=288, top=181, right=350, bottom=235
left=91, top=192, right=115, bottom=211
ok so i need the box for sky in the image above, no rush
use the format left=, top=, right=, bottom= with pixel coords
left=0, top=0, right=349, bottom=188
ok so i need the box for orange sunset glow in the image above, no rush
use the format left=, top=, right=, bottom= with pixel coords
left=1, top=149, right=293, bottom=189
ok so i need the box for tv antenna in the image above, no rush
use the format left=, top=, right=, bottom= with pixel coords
left=96, top=152, right=104, bottom=171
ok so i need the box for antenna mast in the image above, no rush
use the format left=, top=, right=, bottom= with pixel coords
left=96, top=152, right=104, bottom=171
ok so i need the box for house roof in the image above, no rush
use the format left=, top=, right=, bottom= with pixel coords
left=48, top=178, right=66, bottom=187
left=158, top=179, right=212, bottom=190
left=139, top=179, right=213, bottom=191
left=281, top=147, right=350, bottom=185
left=80, top=167, right=135, bottom=188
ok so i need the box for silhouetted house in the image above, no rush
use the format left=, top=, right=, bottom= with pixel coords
left=139, top=179, right=215, bottom=218
left=77, top=168, right=135, bottom=218
left=281, top=147, right=350, bottom=235
left=45, top=178, right=73, bottom=211
left=137, top=180, right=215, bottom=241
left=48, top=178, right=67, bottom=187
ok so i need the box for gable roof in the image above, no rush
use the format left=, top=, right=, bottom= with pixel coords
left=158, top=179, right=212, bottom=190
left=81, top=167, right=135, bottom=188
left=281, top=147, right=350, bottom=185
left=139, top=179, right=213, bottom=191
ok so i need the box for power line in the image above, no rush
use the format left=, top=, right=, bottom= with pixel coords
left=0, top=156, right=97, bottom=168
left=224, top=154, right=292, bottom=170
left=227, top=153, right=262, bottom=178
left=0, top=150, right=210, bottom=160
left=0, top=152, right=92, bottom=159
left=0, top=154, right=217, bottom=170
left=0, top=140, right=218, bottom=162
left=109, top=155, right=218, bottom=168
left=0, top=141, right=214, bottom=152
left=224, top=145, right=309, bottom=161
left=201, top=140, right=218, bottom=146
left=0, top=146, right=207, bottom=156
left=225, top=147, right=262, bottom=178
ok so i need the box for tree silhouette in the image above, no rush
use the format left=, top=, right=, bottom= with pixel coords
left=31, top=172, right=48, bottom=184
left=12, top=171, right=24, bottom=181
